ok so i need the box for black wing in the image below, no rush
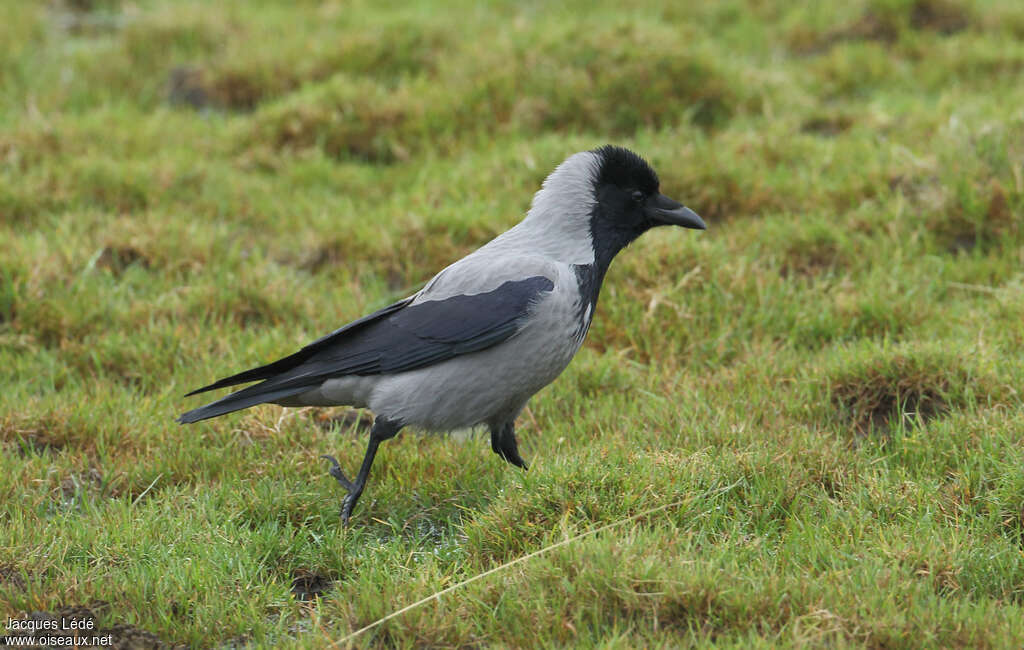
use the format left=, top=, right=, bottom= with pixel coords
left=183, top=297, right=414, bottom=397
left=177, top=276, right=554, bottom=423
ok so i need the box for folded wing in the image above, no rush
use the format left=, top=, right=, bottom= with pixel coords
left=177, top=276, right=554, bottom=423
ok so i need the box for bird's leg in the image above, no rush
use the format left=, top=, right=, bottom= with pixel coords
left=320, top=416, right=402, bottom=524
left=490, top=421, right=528, bottom=470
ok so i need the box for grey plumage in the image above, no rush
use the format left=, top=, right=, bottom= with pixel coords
left=179, top=145, right=705, bottom=523
left=178, top=277, right=553, bottom=424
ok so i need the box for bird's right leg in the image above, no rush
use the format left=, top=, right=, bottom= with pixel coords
left=321, top=416, right=402, bottom=525
left=490, top=420, right=528, bottom=470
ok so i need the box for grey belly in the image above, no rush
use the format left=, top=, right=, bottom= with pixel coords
left=284, top=284, right=587, bottom=431
left=366, top=322, right=581, bottom=431
left=278, top=331, right=578, bottom=430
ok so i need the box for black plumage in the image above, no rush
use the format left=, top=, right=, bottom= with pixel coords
left=177, top=276, right=554, bottom=424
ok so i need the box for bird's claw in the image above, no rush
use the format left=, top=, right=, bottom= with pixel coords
left=320, top=454, right=355, bottom=491
left=321, top=455, right=363, bottom=525
left=340, top=493, right=357, bottom=525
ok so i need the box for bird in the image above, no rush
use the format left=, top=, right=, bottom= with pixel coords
left=178, top=145, right=706, bottom=524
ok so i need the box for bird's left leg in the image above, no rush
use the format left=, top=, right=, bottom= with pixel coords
left=490, top=420, right=528, bottom=470
left=321, top=416, right=402, bottom=524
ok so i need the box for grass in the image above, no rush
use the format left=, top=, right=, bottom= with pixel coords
left=2, top=0, right=1024, bottom=646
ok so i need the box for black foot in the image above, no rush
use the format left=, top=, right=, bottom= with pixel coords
left=491, top=421, right=529, bottom=470
left=320, top=455, right=362, bottom=525
left=498, top=447, right=529, bottom=470
left=319, top=417, right=401, bottom=525
left=320, top=454, right=354, bottom=490
left=339, top=492, right=359, bottom=525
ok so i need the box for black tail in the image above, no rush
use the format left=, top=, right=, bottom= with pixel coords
left=183, top=355, right=311, bottom=397
left=177, top=380, right=309, bottom=423
left=182, top=297, right=414, bottom=399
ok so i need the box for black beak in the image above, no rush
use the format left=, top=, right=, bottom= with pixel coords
left=644, top=193, right=706, bottom=230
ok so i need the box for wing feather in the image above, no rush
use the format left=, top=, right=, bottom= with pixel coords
left=178, top=276, right=554, bottom=423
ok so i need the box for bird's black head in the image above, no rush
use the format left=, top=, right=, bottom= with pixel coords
left=588, top=145, right=705, bottom=271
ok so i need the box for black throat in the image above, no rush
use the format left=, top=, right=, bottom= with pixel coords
left=571, top=201, right=649, bottom=337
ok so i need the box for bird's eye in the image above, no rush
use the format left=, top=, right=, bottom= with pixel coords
left=631, top=190, right=644, bottom=203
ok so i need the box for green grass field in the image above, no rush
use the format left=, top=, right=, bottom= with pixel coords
left=3, top=0, right=1024, bottom=647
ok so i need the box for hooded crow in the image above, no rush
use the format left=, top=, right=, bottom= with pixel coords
left=179, top=145, right=706, bottom=523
